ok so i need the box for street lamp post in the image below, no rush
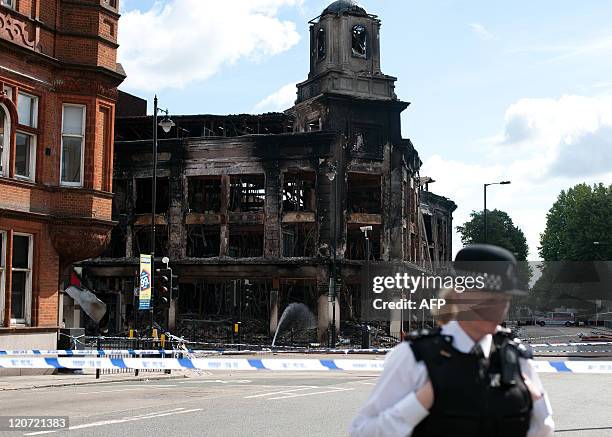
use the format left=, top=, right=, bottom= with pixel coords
left=150, top=95, right=175, bottom=333
left=326, top=160, right=339, bottom=348
left=483, top=180, right=511, bottom=243
left=360, top=226, right=372, bottom=347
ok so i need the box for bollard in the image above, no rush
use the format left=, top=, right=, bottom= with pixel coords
left=134, top=338, right=139, bottom=377
left=95, top=337, right=101, bottom=379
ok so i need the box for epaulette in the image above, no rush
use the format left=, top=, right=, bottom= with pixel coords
left=495, top=331, right=533, bottom=359
left=494, top=326, right=516, bottom=339
left=404, top=327, right=441, bottom=343
left=510, top=337, right=533, bottom=359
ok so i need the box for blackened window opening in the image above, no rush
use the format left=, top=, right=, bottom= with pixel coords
left=187, top=225, right=221, bottom=257
left=283, top=223, right=316, bottom=257
left=134, top=178, right=169, bottom=214
left=346, top=225, right=381, bottom=260
left=347, top=173, right=381, bottom=214
left=352, top=24, right=367, bottom=58
left=228, top=226, right=264, bottom=257
left=230, top=175, right=265, bottom=212
left=188, top=177, right=221, bottom=213
left=133, top=226, right=168, bottom=256
left=283, top=172, right=315, bottom=212
left=317, top=27, right=326, bottom=60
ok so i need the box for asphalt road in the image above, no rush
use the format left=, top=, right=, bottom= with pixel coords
left=0, top=369, right=610, bottom=437
left=518, top=325, right=608, bottom=344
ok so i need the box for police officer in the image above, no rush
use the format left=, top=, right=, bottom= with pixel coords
left=349, top=244, right=554, bottom=437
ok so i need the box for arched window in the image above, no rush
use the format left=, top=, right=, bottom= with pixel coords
left=0, top=104, right=10, bottom=177
left=317, top=27, right=326, bottom=60
left=352, top=24, right=367, bottom=58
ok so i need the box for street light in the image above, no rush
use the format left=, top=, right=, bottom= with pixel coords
left=360, top=226, right=372, bottom=348
left=159, top=116, right=175, bottom=134
left=325, top=160, right=339, bottom=347
left=150, top=95, right=174, bottom=334
left=483, top=180, right=511, bottom=243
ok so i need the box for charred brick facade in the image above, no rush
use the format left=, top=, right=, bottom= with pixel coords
left=81, top=1, right=455, bottom=343
left=0, top=0, right=125, bottom=356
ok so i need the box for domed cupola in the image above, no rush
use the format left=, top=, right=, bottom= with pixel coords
left=321, top=0, right=367, bottom=17
left=294, top=0, right=397, bottom=105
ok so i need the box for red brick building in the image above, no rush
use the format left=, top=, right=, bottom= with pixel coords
left=0, top=0, right=125, bottom=354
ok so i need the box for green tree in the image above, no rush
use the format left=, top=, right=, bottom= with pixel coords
left=457, top=209, right=530, bottom=293
left=457, top=209, right=529, bottom=260
left=539, top=183, right=612, bottom=261
left=533, top=183, right=612, bottom=312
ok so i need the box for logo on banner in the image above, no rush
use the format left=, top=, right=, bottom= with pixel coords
left=139, top=254, right=152, bottom=310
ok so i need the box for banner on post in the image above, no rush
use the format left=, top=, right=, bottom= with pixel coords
left=139, top=254, right=152, bottom=310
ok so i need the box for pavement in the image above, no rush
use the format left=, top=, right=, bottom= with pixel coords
left=0, top=369, right=610, bottom=436
left=0, top=370, right=188, bottom=391
left=0, top=326, right=610, bottom=436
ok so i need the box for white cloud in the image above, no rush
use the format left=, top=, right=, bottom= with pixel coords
left=423, top=94, right=612, bottom=259
left=501, top=95, right=612, bottom=178
left=468, top=22, right=493, bottom=40
left=118, top=0, right=302, bottom=91
left=253, top=81, right=298, bottom=112
left=506, top=36, right=612, bottom=64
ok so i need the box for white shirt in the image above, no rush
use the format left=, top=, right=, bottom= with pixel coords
left=349, top=321, right=555, bottom=437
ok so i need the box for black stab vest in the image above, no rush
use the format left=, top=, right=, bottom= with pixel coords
left=408, top=329, right=532, bottom=437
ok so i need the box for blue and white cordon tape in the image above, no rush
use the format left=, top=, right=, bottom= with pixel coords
left=0, top=348, right=391, bottom=356
left=0, top=357, right=384, bottom=372
left=0, top=357, right=611, bottom=373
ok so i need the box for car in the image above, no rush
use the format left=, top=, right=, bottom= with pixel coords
left=535, top=312, right=576, bottom=327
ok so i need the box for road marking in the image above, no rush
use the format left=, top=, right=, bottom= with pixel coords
left=124, top=407, right=185, bottom=419
left=24, top=408, right=204, bottom=435
left=244, top=386, right=318, bottom=399
left=179, top=379, right=251, bottom=384
left=268, top=387, right=354, bottom=400
left=75, top=384, right=175, bottom=394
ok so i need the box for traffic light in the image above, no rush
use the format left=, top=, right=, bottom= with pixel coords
left=171, top=273, right=179, bottom=300
left=244, top=280, right=254, bottom=308
left=155, top=268, right=172, bottom=306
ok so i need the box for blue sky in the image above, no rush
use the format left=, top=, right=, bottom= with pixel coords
left=118, top=0, right=612, bottom=259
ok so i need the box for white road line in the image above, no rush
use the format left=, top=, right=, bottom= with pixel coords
left=76, top=388, right=146, bottom=395
left=178, top=379, right=251, bottom=384
left=24, top=408, right=204, bottom=435
left=268, top=387, right=354, bottom=400
left=124, top=407, right=185, bottom=419
left=244, top=386, right=318, bottom=399
left=76, top=385, right=174, bottom=395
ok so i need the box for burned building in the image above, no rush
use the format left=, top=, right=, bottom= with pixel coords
left=419, top=178, right=457, bottom=269
left=80, top=0, right=456, bottom=342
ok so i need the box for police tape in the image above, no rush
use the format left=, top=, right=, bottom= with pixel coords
left=1, top=344, right=610, bottom=356
left=0, top=348, right=391, bottom=356
left=0, top=357, right=385, bottom=371
left=530, top=361, right=612, bottom=374
left=0, top=357, right=611, bottom=373
left=0, top=350, right=203, bottom=356
left=530, top=342, right=612, bottom=347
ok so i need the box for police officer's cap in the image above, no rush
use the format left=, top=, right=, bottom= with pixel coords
left=454, top=244, right=526, bottom=296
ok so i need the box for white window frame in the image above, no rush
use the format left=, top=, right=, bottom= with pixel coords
left=14, top=131, right=36, bottom=182
left=0, top=0, right=15, bottom=10
left=60, top=104, right=86, bottom=187
left=0, top=230, right=5, bottom=326
left=10, top=233, right=32, bottom=326
left=0, top=103, right=10, bottom=177
left=17, top=91, right=38, bottom=129
left=2, top=85, right=13, bottom=100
